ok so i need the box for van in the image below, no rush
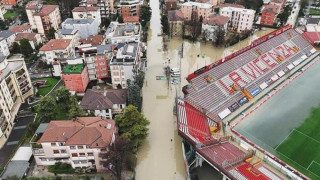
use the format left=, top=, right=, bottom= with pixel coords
left=171, top=71, right=180, bottom=77
left=170, top=68, right=180, bottom=73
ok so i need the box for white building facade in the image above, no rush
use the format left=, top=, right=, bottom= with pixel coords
left=61, top=18, right=98, bottom=38
left=72, top=6, right=102, bottom=26
left=220, top=6, right=255, bottom=32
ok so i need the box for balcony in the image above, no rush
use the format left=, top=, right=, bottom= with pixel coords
left=33, top=148, right=45, bottom=155
left=112, top=108, right=123, bottom=114
left=0, top=116, right=7, bottom=132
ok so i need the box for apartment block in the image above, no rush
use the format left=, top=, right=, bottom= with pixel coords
left=61, top=63, right=89, bottom=92
left=0, top=55, right=33, bottom=147
left=110, top=42, right=141, bottom=89
left=180, top=2, right=212, bottom=20
left=105, top=21, right=141, bottom=44
left=39, top=39, right=74, bottom=64
left=26, top=1, right=61, bottom=35
left=72, top=6, right=101, bottom=26
left=31, top=117, right=116, bottom=171
left=220, top=5, right=255, bottom=32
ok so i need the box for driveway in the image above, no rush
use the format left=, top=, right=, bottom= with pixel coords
left=0, top=115, right=35, bottom=166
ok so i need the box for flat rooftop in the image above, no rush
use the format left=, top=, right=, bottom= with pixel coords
left=62, top=64, right=84, bottom=74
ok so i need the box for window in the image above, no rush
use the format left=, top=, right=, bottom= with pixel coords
left=58, top=142, right=65, bottom=146
left=61, top=149, right=67, bottom=153
left=72, top=153, right=78, bottom=157
left=73, top=160, right=80, bottom=164
left=79, top=153, right=85, bottom=157
left=78, top=145, right=83, bottom=149
left=70, top=146, right=76, bottom=149
left=51, top=143, right=56, bottom=146
left=88, top=153, right=94, bottom=156
left=53, top=150, right=59, bottom=154
left=80, top=160, right=87, bottom=164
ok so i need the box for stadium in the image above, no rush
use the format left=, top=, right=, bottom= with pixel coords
left=176, top=25, right=319, bottom=180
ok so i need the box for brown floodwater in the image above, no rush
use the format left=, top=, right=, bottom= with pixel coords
left=135, top=0, right=274, bottom=179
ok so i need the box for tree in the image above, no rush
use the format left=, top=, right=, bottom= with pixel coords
left=185, top=10, right=201, bottom=42
left=240, top=0, right=263, bottom=11
left=277, top=5, right=292, bottom=25
left=134, top=71, right=145, bottom=89
left=201, top=30, right=209, bottom=44
left=127, top=79, right=142, bottom=111
left=47, top=27, right=56, bottom=40
left=117, top=84, right=122, bottom=89
left=68, top=96, right=85, bottom=119
left=17, top=7, right=28, bottom=23
left=37, top=95, right=57, bottom=121
left=11, top=42, right=20, bottom=54
left=102, top=137, right=133, bottom=180
left=300, top=0, right=309, bottom=9
left=161, top=15, right=169, bottom=35
left=213, top=26, right=225, bottom=46
left=140, top=5, right=152, bottom=27
left=115, top=105, right=149, bottom=151
left=102, top=17, right=111, bottom=29
left=19, top=38, right=33, bottom=58
left=118, top=16, right=123, bottom=23
left=54, top=86, right=72, bottom=109
left=0, top=20, right=6, bottom=30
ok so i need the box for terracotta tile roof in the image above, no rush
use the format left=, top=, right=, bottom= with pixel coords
left=33, top=5, right=58, bottom=16
left=38, top=117, right=115, bottom=148
left=165, top=0, right=177, bottom=2
left=40, top=39, right=71, bottom=51
left=72, top=6, right=99, bottom=12
left=262, top=4, right=280, bottom=14
left=220, top=3, right=245, bottom=9
left=81, top=89, right=127, bottom=110
left=168, top=10, right=184, bottom=21
left=204, top=14, right=230, bottom=26
left=15, top=33, right=37, bottom=41
left=79, top=34, right=105, bottom=45
left=25, top=1, right=37, bottom=9
left=9, top=25, right=32, bottom=33
left=123, top=16, right=140, bottom=23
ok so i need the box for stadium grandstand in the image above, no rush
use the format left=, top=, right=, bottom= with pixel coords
left=177, top=25, right=317, bottom=180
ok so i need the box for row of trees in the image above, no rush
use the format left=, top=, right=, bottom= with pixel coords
left=127, top=71, right=145, bottom=112
left=11, top=39, right=34, bottom=59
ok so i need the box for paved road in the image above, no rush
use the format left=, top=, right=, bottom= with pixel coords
left=29, top=73, right=51, bottom=79
left=0, top=115, right=35, bottom=166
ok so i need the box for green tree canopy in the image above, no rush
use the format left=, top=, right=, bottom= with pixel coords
left=161, top=15, right=169, bottom=35
left=127, top=79, right=142, bottom=111
left=37, top=95, right=57, bottom=121
left=140, top=5, right=152, bottom=27
left=118, top=16, right=123, bottom=23
left=47, top=27, right=56, bottom=40
left=115, top=105, right=149, bottom=152
left=19, top=38, right=33, bottom=58
left=0, top=20, right=6, bottom=30
left=11, top=42, right=20, bottom=54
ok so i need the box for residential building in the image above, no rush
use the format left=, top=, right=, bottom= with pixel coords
left=39, top=39, right=74, bottom=64
left=0, top=30, right=16, bottom=47
left=79, top=34, right=106, bottom=45
left=270, top=0, right=286, bottom=9
left=15, top=33, right=42, bottom=49
left=26, top=2, right=61, bottom=35
left=164, top=0, right=177, bottom=13
left=105, top=21, right=141, bottom=43
left=31, top=117, right=116, bottom=171
left=81, top=89, right=127, bottom=118
left=260, top=4, right=280, bottom=26
left=119, top=0, right=142, bottom=18
left=0, top=38, right=9, bottom=57
left=220, top=5, right=255, bottom=32
left=180, top=2, right=212, bottom=20
left=167, top=10, right=184, bottom=36
left=0, top=55, right=33, bottom=147
left=9, top=25, right=32, bottom=33
left=76, top=44, right=109, bottom=80
left=62, top=18, right=98, bottom=38
left=55, top=29, right=80, bottom=47
left=123, top=16, right=139, bottom=23
left=61, top=63, right=89, bottom=92
left=196, top=0, right=219, bottom=6
left=79, top=0, right=115, bottom=18
left=0, top=3, right=6, bottom=20
left=202, top=14, right=229, bottom=41
left=2, top=0, right=19, bottom=6
left=110, top=42, right=140, bottom=88
left=72, top=6, right=101, bottom=26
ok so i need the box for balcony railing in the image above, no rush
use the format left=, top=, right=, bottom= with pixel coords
left=33, top=148, right=45, bottom=155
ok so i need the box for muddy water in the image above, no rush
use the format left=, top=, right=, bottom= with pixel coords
left=135, top=0, right=274, bottom=179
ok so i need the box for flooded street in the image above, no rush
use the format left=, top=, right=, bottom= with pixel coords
left=135, top=0, right=274, bottom=179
